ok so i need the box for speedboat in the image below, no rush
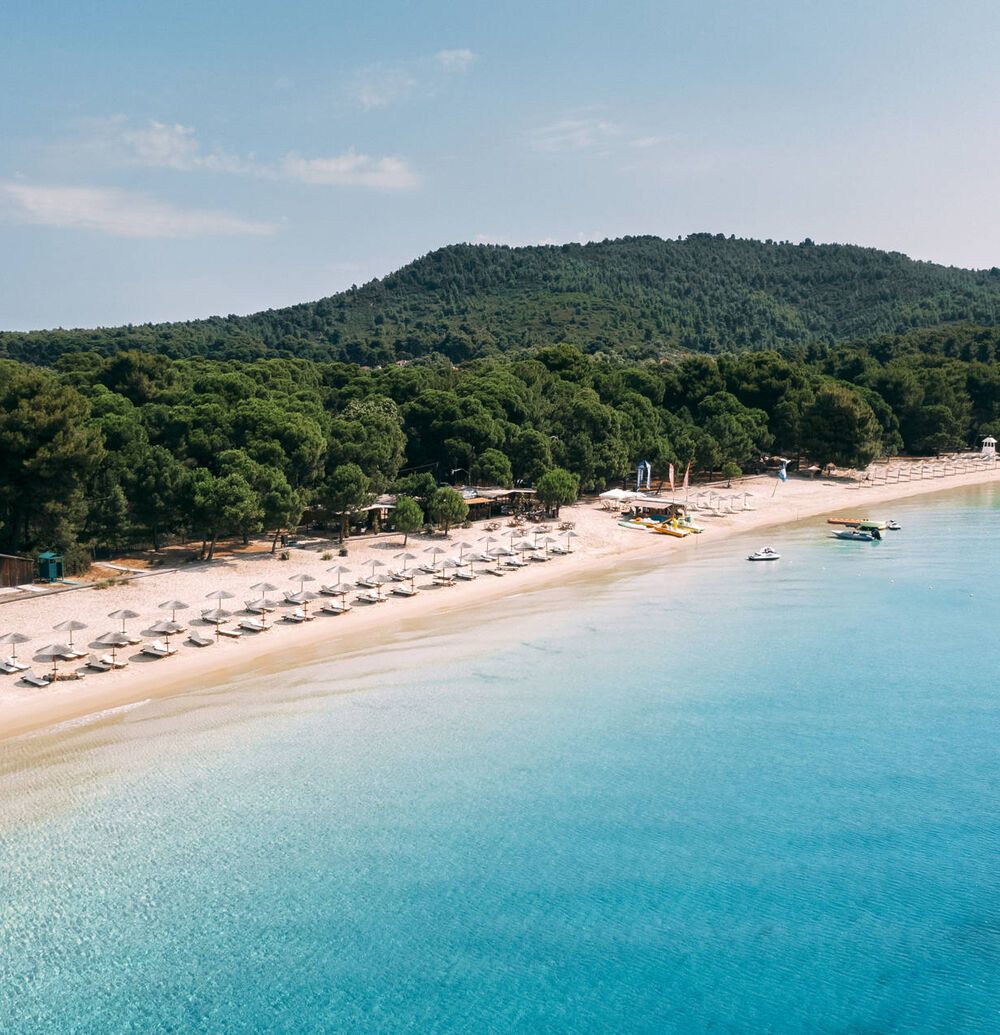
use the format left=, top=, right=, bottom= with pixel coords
left=886, top=519, right=901, bottom=531
left=832, top=528, right=876, bottom=542
left=747, top=546, right=780, bottom=561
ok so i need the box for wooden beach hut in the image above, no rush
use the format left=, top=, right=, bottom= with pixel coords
left=0, top=553, right=34, bottom=588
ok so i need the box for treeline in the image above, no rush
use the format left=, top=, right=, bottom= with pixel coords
left=2, top=331, right=998, bottom=567
left=6, top=236, right=1000, bottom=366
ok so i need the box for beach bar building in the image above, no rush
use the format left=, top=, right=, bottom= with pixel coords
left=0, top=553, right=34, bottom=588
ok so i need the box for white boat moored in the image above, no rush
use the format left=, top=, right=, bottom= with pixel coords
left=748, top=547, right=780, bottom=561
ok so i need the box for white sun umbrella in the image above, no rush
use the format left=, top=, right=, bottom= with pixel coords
left=249, top=582, right=279, bottom=594
left=108, top=609, right=140, bottom=635
left=288, top=572, right=317, bottom=592
left=201, top=607, right=232, bottom=626
left=53, top=619, right=87, bottom=650
left=159, top=600, right=190, bottom=622
left=455, top=541, right=474, bottom=561
left=541, top=536, right=557, bottom=556
left=298, top=590, right=321, bottom=615
left=561, top=530, right=579, bottom=551
left=394, top=552, right=417, bottom=572
left=97, top=631, right=130, bottom=664
left=365, top=559, right=387, bottom=578
left=246, top=597, right=279, bottom=613
left=205, top=590, right=235, bottom=606
left=37, top=643, right=74, bottom=679
left=0, top=631, right=30, bottom=664
left=326, top=565, right=351, bottom=585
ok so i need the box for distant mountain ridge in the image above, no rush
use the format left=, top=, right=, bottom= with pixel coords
left=5, top=234, right=1000, bottom=365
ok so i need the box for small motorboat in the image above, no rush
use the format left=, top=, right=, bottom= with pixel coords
left=832, top=528, right=877, bottom=542
left=886, top=519, right=901, bottom=531
left=747, top=546, right=780, bottom=561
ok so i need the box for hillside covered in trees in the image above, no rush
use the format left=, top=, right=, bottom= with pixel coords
left=2, top=326, right=998, bottom=568
left=6, top=235, right=1000, bottom=366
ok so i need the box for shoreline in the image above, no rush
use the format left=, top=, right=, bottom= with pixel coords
left=3, top=465, right=999, bottom=743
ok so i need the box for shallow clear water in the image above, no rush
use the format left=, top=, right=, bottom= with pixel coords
left=2, top=486, right=998, bottom=1033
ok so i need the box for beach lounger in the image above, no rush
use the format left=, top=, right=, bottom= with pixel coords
left=391, top=585, right=419, bottom=597
left=142, top=639, right=176, bottom=658
left=239, top=618, right=269, bottom=632
left=284, top=591, right=306, bottom=604
left=529, top=553, right=550, bottom=562
left=283, top=608, right=307, bottom=623
left=551, top=545, right=571, bottom=555
left=432, top=574, right=456, bottom=586
left=243, top=601, right=267, bottom=614
left=187, top=632, right=214, bottom=647
left=320, top=602, right=350, bottom=615
left=2, top=655, right=30, bottom=672
left=99, top=653, right=129, bottom=668
left=454, top=570, right=476, bottom=581
left=417, top=564, right=437, bottom=575
left=62, top=648, right=87, bottom=660
left=355, top=577, right=378, bottom=589
left=319, top=585, right=345, bottom=596
left=22, top=670, right=51, bottom=688
left=355, top=591, right=381, bottom=604
left=86, top=653, right=113, bottom=672
left=217, top=626, right=243, bottom=639
left=484, top=567, right=505, bottom=577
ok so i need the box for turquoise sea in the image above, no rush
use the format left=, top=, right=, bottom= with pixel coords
left=1, top=485, right=998, bottom=1033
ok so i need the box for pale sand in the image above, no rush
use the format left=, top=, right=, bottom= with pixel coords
left=2, top=464, right=999, bottom=742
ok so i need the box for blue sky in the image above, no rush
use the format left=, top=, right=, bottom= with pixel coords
left=3, top=0, right=1000, bottom=329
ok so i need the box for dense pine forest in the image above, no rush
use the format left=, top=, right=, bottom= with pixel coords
left=3, top=236, right=1000, bottom=568
left=6, top=235, right=1000, bottom=365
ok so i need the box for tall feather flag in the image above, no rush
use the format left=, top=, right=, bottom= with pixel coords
left=771, top=458, right=789, bottom=496
left=668, top=463, right=675, bottom=491
left=682, top=461, right=690, bottom=491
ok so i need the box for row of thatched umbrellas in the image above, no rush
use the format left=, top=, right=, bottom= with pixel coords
left=3, top=529, right=579, bottom=680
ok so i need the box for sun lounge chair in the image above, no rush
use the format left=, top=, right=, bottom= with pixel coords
left=432, top=574, right=456, bottom=586
left=355, top=577, right=378, bottom=589
left=454, top=570, right=476, bottom=581
left=22, top=670, right=51, bottom=688
left=99, top=653, right=128, bottom=668
left=61, top=648, right=87, bottom=660
left=283, top=609, right=307, bottom=623
left=319, top=585, right=345, bottom=596
left=187, top=632, right=214, bottom=647
left=355, top=591, right=381, bottom=604
left=85, top=654, right=112, bottom=672
left=2, top=655, right=30, bottom=672
left=551, top=545, right=572, bottom=555
left=217, top=626, right=243, bottom=639
left=484, top=567, right=505, bottom=577
left=321, top=601, right=350, bottom=614
left=417, top=564, right=437, bottom=575
left=391, top=585, right=418, bottom=597
left=244, top=601, right=267, bottom=614
left=284, top=591, right=306, bottom=604
left=239, top=618, right=269, bottom=632
left=529, top=553, right=550, bottom=562
left=142, top=640, right=176, bottom=658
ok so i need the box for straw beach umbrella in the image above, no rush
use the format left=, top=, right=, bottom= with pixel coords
left=206, top=590, right=235, bottom=602
left=455, top=541, right=474, bottom=561
left=0, top=631, right=30, bottom=665
left=108, top=609, right=140, bottom=636
left=151, top=621, right=183, bottom=648
left=249, top=582, right=279, bottom=595
left=364, top=560, right=386, bottom=579
left=298, top=590, right=321, bottom=617
left=159, top=600, right=189, bottom=622
left=37, top=644, right=74, bottom=680
left=561, top=530, right=579, bottom=552
left=97, top=632, right=130, bottom=665
left=288, top=573, right=317, bottom=593
left=326, top=565, right=351, bottom=585
left=424, top=546, right=446, bottom=571
left=394, top=552, right=417, bottom=572
left=53, top=619, right=87, bottom=651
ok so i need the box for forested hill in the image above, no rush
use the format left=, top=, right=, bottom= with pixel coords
left=6, top=234, right=1000, bottom=366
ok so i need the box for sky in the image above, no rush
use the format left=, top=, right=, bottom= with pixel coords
left=3, top=0, right=1000, bottom=330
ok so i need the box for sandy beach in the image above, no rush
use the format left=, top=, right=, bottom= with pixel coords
left=2, top=463, right=999, bottom=742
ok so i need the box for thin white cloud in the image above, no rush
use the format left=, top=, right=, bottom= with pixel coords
left=435, top=48, right=478, bottom=72
left=0, top=182, right=275, bottom=238
left=122, top=121, right=253, bottom=174
left=351, top=65, right=419, bottom=110
left=280, top=151, right=419, bottom=190
left=530, top=117, right=620, bottom=153
left=89, top=118, right=418, bottom=191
